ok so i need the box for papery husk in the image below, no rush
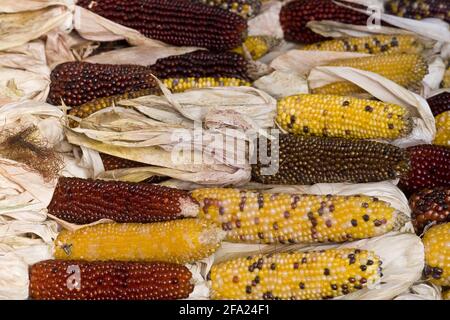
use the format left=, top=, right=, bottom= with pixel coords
left=187, top=232, right=423, bottom=300
left=253, top=70, right=309, bottom=98
left=0, top=5, right=73, bottom=51
left=0, top=41, right=50, bottom=104
left=307, top=66, right=436, bottom=147
left=0, top=0, right=72, bottom=13
left=394, top=282, right=442, bottom=300
left=85, top=46, right=200, bottom=66
left=248, top=0, right=283, bottom=38
left=423, top=56, right=446, bottom=94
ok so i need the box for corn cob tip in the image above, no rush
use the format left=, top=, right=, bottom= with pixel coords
left=180, top=197, right=200, bottom=218
left=392, top=210, right=410, bottom=231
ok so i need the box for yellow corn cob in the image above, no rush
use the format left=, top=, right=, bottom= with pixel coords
left=192, top=188, right=407, bottom=244
left=423, top=223, right=449, bottom=286
left=443, top=288, right=450, bottom=300
left=303, top=35, right=424, bottom=55
left=276, top=94, right=412, bottom=140
left=443, top=66, right=450, bottom=88
left=162, top=77, right=251, bottom=93
left=312, top=54, right=428, bottom=95
left=54, top=219, right=225, bottom=264
left=434, top=110, right=450, bottom=147
left=233, top=36, right=281, bottom=60
left=210, top=249, right=382, bottom=300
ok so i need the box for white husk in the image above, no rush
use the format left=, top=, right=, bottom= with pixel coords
left=394, top=282, right=442, bottom=300
left=423, top=56, right=447, bottom=95
left=188, top=233, right=424, bottom=300
left=0, top=41, right=50, bottom=105
left=0, top=0, right=73, bottom=13
left=253, top=71, right=309, bottom=98
left=248, top=1, right=283, bottom=38
left=307, top=66, right=436, bottom=147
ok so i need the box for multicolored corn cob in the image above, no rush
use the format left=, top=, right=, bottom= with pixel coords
left=210, top=249, right=382, bottom=300
left=192, top=188, right=407, bottom=244
left=162, top=77, right=251, bottom=93
left=29, top=260, right=194, bottom=300
left=54, top=219, right=224, bottom=263
left=151, top=50, right=251, bottom=81
left=276, top=94, right=412, bottom=140
left=279, top=0, right=371, bottom=44
left=251, top=135, right=410, bottom=185
left=303, top=35, right=424, bottom=55
left=409, top=187, right=450, bottom=234
left=76, top=0, right=247, bottom=50
left=423, top=223, right=449, bottom=286
left=47, top=177, right=199, bottom=224
left=385, top=0, right=450, bottom=23
left=191, top=0, right=262, bottom=18
left=232, top=36, right=281, bottom=60
left=48, top=62, right=158, bottom=107
left=427, top=92, right=450, bottom=117
left=312, top=54, right=428, bottom=95
left=68, top=89, right=154, bottom=124
left=399, top=145, right=450, bottom=195
left=434, top=111, right=450, bottom=147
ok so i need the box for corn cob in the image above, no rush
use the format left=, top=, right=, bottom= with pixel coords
left=276, top=94, right=412, bottom=140
left=399, top=145, right=450, bottom=196
left=423, top=223, right=449, bottom=286
left=232, top=36, right=281, bottom=60
left=279, top=0, right=371, bottom=44
left=443, top=288, right=450, bottom=300
left=151, top=50, right=251, bottom=81
left=409, top=187, right=450, bottom=235
left=68, top=89, right=154, bottom=124
left=76, top=0, right=247, bottom=51
left=54, top=219, right=224, bottom=263
left=191, top=0, right=262, bottom=19
left=427, top=92, right=450, bottom=117
left=312, top=54, right=428, bottom=95
left=443, top=66, right=450, bottom=88
left=251, top=135, right=410, bottom=185
left=192, top=188, right=407, bottom=244
left=385, top=0, right=450, bottom=23
left=48, top=62, right=158, bottom=107
left=29, top=260, right=194, bottom=300
left=210, top=249, right=382, bottom=300
left=303, top=35, right=424, bottom=55
left=434, top=111, right=450, bottom=147
left=162, top=77, right=251, bottom=93
left=47, top=177, right=199, bottom=224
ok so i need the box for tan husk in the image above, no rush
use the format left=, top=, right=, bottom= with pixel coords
left=394, top=282, right=442, bottom=300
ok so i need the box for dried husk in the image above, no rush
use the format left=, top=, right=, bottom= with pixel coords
left=394, top=282, right=442, bottom=300
left=248, top=0, right=283, bottom=38
left=253, top=70, right=310, bottom=98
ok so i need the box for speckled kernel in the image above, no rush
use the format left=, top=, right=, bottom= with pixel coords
left=423, top=223, right=450, bottom=286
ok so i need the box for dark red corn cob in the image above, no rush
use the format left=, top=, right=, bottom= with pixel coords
left=151, top=50, right=251, bottom=81
left=279, top=0, right=371, bottom=44
left=399, top=145, right=450, bottom=196
left=77, top=0, right=248, bottom=51
left=47, top=177, right=199, bottom=224
left=100, top=153, right=168, bottom=184
left=427, top=92, right=450, bottom=117
left=409, top=187, right=450, bottom=234
left=385, top=0, right=450, bottom=23
left=48, top=62, right=159, bottom=107
left=29, top=260, right=194, bottom=300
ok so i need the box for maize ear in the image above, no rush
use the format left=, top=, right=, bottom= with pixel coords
left=423, top=223, right=449, bottom=286
left=151, top=50, right=251, bottom=81
left=251, top=135, right=410, bottom=185
left=47, top=177, right=199, bottom=224
left=312, top=54, right=428, bottom=95
left=385, top=0, right=450, bottom=23
left=162, top=77, right=251, bottom=93
left=233, top=36, right=281, bottom=60
left=427, top=92, right=450, bottom=117
left=276, top=94, right=412, bottom=140
left=434, top=111, right=450, bottom=147
left=443, top=66, right=450, bottom=88
left=210, top=249, right=382, bottom=300
left=192, top=188, right=408, bottom=244
left=399, top=145, right=450, bottom=196
left=48, top=62, right=158, bottom=107
left=280, top=0, right=371, bottom=44
left=191, top=0, right=262, bottom=18
left=77, top=0, right=247, bottom=51
left=409, top=187, right=450, bottom=235
left=303, top=35, right=424, bottom=55
left=54, top=219, right=224, bottom=263
left=29, top=260, right=194, bottom=300
left=443, top=288, right=450, bottom=300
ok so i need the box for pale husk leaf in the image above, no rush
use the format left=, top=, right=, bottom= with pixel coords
left=248, top=0, right=283, bottom=37
left=394, top=282, right=442, bottom=300
left=253, top=71, right=309, bottom=98
left=0, top=0, right=72, bottom=13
